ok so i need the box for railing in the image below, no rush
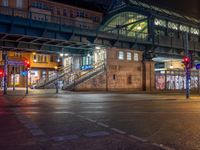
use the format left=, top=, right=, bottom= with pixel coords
left=0, top=6, right=100, bottom=30
left=63, top=61, right=105, bottom=90
left=33, top=64, right=72, bottom=88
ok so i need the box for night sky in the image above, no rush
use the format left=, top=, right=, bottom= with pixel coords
left=51, top=0, right=200, bottom=19
left=142, top=0, right=200, bottom=19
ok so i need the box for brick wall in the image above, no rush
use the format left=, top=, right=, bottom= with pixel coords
left=75, top=47, right=155, bottom=92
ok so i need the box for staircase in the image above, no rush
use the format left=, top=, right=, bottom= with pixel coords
left=62, top=61, right=105, bottom=90
left=33, top=65, right=72, bottom=89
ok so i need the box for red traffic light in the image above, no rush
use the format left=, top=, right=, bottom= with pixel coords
left=24, top=60, right=30, bottom=68
left=183, top=56, right=190, bottom=65
left=0, top=69, right=4, bottom=77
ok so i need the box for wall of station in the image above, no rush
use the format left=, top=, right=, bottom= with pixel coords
left=75, top=48, right=155, bottom=91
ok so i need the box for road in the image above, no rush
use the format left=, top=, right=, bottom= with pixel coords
left=1, top=89, right=200, bottom=150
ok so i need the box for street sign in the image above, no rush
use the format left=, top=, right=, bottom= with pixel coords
left=81, top=65, right=94, bottom=70
left=20, top=71, right=28, bottom=76
left=196, top=64, right=200, bottom=70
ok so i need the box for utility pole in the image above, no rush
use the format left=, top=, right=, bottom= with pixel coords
left=3, top=50, right=8, bottom=95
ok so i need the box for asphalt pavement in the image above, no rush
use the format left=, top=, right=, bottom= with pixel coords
left=1, top=88, right=200, bottom=150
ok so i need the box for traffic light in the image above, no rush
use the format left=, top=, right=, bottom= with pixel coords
left=183, top=56, right=190, bottom=66
left=0, top=69, right=4, bottom=77
left=24, top=60, right=30, bottom=69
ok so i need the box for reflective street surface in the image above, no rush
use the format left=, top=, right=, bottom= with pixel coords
left=1, top=89, right=200, bottom=150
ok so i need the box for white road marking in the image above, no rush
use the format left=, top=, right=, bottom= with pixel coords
left=111, top=128, right=126, bottom=134
left=85, top=118, right=96, bottom=123
left=96, top=122, right=109, bottom=128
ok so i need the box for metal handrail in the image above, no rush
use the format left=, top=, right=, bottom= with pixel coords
left=34, top=64, right=72, bottom=87
left=63, top=61, right=105, bottom=89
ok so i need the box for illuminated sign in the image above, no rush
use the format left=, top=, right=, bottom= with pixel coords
left=81, top=65, right=94, bottom=70
left=196, top=64, right=200, bottom=70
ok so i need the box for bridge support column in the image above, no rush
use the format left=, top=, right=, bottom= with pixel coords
left=143, top=61, right=155, bottom=92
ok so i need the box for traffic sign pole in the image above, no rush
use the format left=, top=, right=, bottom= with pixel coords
left=26, top=68, right=28, bottom=95
left=184, top=32, right=190, bottom=100
left=3, top=50, right=8, bottom=95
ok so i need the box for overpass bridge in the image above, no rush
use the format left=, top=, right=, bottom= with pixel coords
left=0, top=0, right=199, bottom=60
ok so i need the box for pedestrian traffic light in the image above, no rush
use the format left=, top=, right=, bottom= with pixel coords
left=0, top=69, right=4, bottom=77
left=24, top=60, right=30, bottom=69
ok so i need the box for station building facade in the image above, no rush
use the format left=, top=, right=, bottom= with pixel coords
left=0, top=0, right=199, bottom=91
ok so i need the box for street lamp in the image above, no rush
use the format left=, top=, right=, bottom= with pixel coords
left=60, top=53, right=64, bottom=57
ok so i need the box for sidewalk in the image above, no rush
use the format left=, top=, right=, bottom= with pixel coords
left=1, top=88, right=200, bottom=102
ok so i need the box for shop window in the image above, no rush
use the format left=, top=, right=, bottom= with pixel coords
left=2, top=0, right=8, bottom=7
left=127, top=52, right=132, bottom=61
left=118, top=51, right=124, bottom=60
left=127, top=75, right=132, bottom=84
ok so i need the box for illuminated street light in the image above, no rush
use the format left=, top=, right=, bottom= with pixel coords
left=57, top=58, right=61, bottom=62
left=60, top=53, right=64, bottom=57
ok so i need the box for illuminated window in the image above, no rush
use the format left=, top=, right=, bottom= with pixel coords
left=154, top=18, right=166, bottom=27
left=179, top=25, right=189, bottom=32
left=168, top=22, right=178, bottom=30
left=2, top=0, right=8, bottom=7
left=190, top=27, right=199, bottom=35
left=134, top=53, right=139, bottom=61
left=35, top=54, right=48, bottom=63
left=14, top=52, right=22, bottom=57
left=127, top=52, right=132, bottom=61
left=118, top=51, right=124, bottom=60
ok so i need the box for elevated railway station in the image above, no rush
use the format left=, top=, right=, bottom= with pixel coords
left=0, top=0, right=200, bottom=92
